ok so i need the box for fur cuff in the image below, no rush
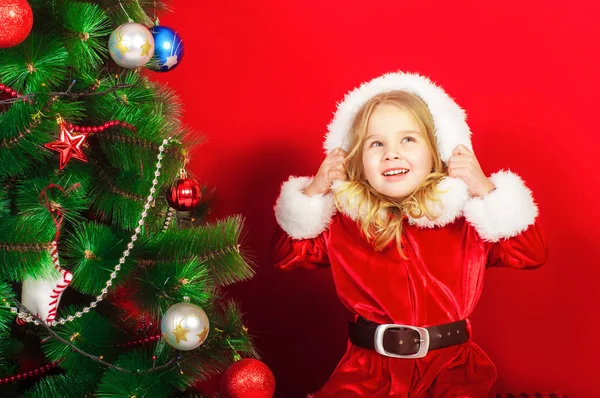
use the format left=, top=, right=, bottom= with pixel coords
left=274, top=176, right=335, bottom=239
left=463, top=171, right=538, bottom=242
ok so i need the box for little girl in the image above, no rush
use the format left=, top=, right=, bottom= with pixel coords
left=272, top=72, right=547, bottom=397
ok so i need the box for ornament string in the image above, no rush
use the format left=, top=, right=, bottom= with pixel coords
left=0, top=84, right=134, bottom=105
left=39, top=183, right=80, bottom=242
left=65, top=79, right=76, bottom=94
left=118, top=0, right=134, bottom=23
left=12, top=299, right=185, bottom=374
left=153, top=0, right=159, bottom=25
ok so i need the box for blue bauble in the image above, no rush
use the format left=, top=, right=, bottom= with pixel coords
left=148, top=25, right=184, bottom=72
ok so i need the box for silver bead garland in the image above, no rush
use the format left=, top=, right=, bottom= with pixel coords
left=162, top=207, right=175, bottom=232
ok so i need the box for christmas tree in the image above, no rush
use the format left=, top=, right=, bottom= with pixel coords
left=0, top=0, right=262, bottom=396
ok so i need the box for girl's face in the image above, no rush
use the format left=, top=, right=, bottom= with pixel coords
left=362, top=104, right=433, bottom=202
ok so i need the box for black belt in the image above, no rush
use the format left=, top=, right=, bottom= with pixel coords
left=349, top=316, right=469, bottom=358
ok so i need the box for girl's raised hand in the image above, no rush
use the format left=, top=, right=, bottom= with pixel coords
left=304, top=148, right=348, bottom=197
left=448, top=145, right=496, bottom=198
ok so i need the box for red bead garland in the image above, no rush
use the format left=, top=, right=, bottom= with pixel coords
left=63, top=120, right=136, bottom=134
left=0, top=83, right=23, bottom=98
left=0, top=361, right=59, bottom=385
left=116, top=333, right=162, bottom=348
left=0, top=332, right=165, bottom=385
left=45, top=119, right=138, bottom=169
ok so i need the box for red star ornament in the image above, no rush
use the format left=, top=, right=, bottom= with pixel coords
left=44, top=123, right=88, bottom=169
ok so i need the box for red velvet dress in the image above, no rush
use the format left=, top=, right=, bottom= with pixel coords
left=272, top=211, right=548, bottom=397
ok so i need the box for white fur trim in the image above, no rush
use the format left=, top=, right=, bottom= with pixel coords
left=274, top=176, right=335, bottom=239
left=463, top=171, right=538, bottom=242
left=325, top=71, right=472, bottom=163
left=407, top=177, right=470, bottom=227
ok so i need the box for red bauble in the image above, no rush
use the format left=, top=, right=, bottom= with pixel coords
left=0, top=0, right=33, bottom=48
left=166, top=178, right=201, bottom=211
left=220, top=359, right=275, bottom=398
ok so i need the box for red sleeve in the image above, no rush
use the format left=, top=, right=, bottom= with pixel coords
left=462, top=170, right=548, bottom=269
left=487, top=220, right=548, bottom=269
left=270, top=225, right=330, bottom=270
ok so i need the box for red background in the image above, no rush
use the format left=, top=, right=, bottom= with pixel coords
left=151, top=1, right=599, bottom=396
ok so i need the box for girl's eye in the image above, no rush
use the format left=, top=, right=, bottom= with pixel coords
left=371, top=141, right=383, bottom=147
left=402, top=137, right=415, bottom=143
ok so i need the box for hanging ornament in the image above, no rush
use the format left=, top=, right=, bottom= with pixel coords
left=108, top=22, right=155, bottom=69
left=166, top=171, right=201, bottom=211
left=0, top=0, right=33, bottom=49
left=18, top=184, right=74, bottom=325
left=161, top=302, right=209, bottom=351
left=147, top=25, right=184, bottom=72
left=18, top=242, right=73, bottom=324
left=44, top=118, right=135, bottom=169
left=220, top=358, right=276, bottom=398
left=44, top=118, right=88, bottom=170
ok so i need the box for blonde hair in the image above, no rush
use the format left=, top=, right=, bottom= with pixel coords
left=334, top=91, right=447, bottom=255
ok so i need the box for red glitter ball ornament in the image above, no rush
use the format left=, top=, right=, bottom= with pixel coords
left=0, top=0, right=33, bottom=48
left=166, top=177, right=201, bottom=211
left=220, top=359, right=275, bottom=398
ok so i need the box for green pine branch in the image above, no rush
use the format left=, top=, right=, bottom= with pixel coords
left=0, top=33, right=69, bottom=93
left=0, top=280, right=17, bottom=332
left=63, top=221, right=132, bottom=296
left=132, top=257, right=214, bottom=319
left=143, top=216, right=256, bottom=286
left=42, top=305, right=118, bottom=375
left=0, top=215, right=57, bottom=281
left=22, top=372, right=98, bottom=398
left=63, top=1, right=113, bottom=72
left=97, top=350, right=179, bottom=397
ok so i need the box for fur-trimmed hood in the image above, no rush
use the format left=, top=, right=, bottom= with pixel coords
left=325, top=72, right=472, bottom=161
left=274, top=72, right=539, bottom=242
left=326, top=71, right=472, bottom=227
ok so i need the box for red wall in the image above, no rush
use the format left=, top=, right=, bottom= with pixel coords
left=152, top=1, right=599, bottom=396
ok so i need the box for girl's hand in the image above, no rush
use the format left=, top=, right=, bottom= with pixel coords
left=304, top=148, right=348, bottom=197
left=448, top=145, right=496, bottom=198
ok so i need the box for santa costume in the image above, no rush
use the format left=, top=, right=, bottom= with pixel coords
left=272, top=72, right=548, bottom=397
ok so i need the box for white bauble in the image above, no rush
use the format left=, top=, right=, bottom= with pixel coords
left=108, top=22, right=155, bottom=68
left=161, top=303, right=210, bottom=351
